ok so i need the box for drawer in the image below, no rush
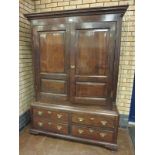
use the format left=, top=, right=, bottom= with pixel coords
left=33, top=108, right=53, bottom=118
left=52, top=111, right=68, bottom=122
left=33, top=108, right=68, bottom=123
left=72, top=113, right=115, bottom=128
left=72, top=125, right=114, bottom=143
left=33, top=118, right=68, bottom=135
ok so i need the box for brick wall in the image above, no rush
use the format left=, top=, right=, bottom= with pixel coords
left=19, top=0, right=135, bottom=116
left=19, top=0, right=35, bottom=116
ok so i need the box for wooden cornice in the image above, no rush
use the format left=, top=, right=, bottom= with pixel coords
left=24, top=5, right=128, bottom=20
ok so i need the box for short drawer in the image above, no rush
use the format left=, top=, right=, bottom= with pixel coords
left=52, top=111, right=68, bottom=123
left=33, top=118, right=68, bottom=135
left=72, top=113, right=115, bottom=128
left=33, top=108, right=53, bottom=118
left=33, top=108, right=68, bottom=123
left=72, top=125, right=114, bottom=143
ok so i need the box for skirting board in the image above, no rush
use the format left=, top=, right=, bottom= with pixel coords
left=19, top=110, right=31, bottom=132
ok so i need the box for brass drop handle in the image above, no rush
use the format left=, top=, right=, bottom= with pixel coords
left=101, top=121, right=107, bottom=126
left=57, top=114, right=63, bottom=119
left=37, top=111, right=43, bottom=116
left=38, top=122, right=43, bottom=127
left=57, top=125, right=62, bottom=130
left=99, top=133, right=106, bottom=138
left=78, top=117, right=84, bottom=122
left=78, top=129, right=84, bottom=134
left=48, top=122, right=52, bottom=125
left=89, top=129, right=94, bottom=133
left=48, top=111, right=52, bottom=114
left=70, top=65, right=75, bottom=69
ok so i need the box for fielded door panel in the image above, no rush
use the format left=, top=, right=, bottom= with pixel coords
left=33, top=25, right=70, bottom=103
left=34, top=22, right=116, bottom=106
left=70, top=22, right=116, bottom=105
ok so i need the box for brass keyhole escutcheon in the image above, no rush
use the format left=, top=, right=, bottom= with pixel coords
left=78, top=129, right=84, bottom=134
left=101, top=121, right=107, bottom=126
left=78, top=117, right=84, bottom=122
left=57, top=114, right=62, bottom=119
left=70, top=65, right=75, bottom=69
left=99, top=133, right=106, bottom=138
left=89, top=129, right=94, bottom=133
left=48, top=111, right=52, bottom=114
left=57, top=125, right=62, bottom=130
left=38, top=122, right=43, bottom=127
left=48, top=122, right=52, bottom=126
left=90, top=117, right=95, bottom=121
left=38, top=111, right=43, bottom=116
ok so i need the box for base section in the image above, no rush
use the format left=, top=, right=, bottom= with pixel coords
left=29, top=128, right=118, bottom=150
left=30, top=102, right=119, bottom=150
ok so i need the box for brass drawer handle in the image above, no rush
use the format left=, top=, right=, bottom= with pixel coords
left=78, top=117, right=84, bottom=122
left=70, top=65, right=75, bottom=69
left=38, top=122, right=43, bottom=127
left=48, top=111, right=52, bottom=114
left=48, top=122, right=52, bottom=125
left=99, top=133, right=107, bottom=138
left=78, top=129, right=84, bottom=134
left=101, top=121, right=107, bottom=126
left=90, top=117, right=95, bottom=121
left=57, top=114, right=63, bottom=119
left=57, top=125, right=62, bottom=130
left=37, top=111, right=43, bottom=116
left=89, top=129, right=94, bottom=133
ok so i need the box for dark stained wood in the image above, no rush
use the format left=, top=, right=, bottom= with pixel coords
left=41, top=79, right=66, bottom=94
left=75, top=29, right=108, bottom=75
left=24, top=6, right=128, bottom=150
left=30, top=103, right=118, bottom=149
left=75, top=82, right=108, bottom=97
left=24, top=5, right=128, bottom=20
left=40, top=31, right=65, bottom=73
left=40, top=73, right=67, bottom=80
left=30, top=128, right=118, bottom=150
left=20, top=126, right=134, bottom=154
left=33, top=117, right=68, bottom=135
left=32, top=102, right=119, bottom=116
left=71, top=125, right=114, bottom=142
left=33, top=107, right=69, bottom=123
left=71, top=113, right=115, bottom=128
left=71, top=22, right=116, bottom=105
left=40, top=92, right=68, bottom=102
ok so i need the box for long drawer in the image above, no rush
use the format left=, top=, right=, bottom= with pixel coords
left=71, top=125, right=114, bottom=142
left=71, top=113, right=115, bottom=128
left=33, top=117, right=68, bottom=135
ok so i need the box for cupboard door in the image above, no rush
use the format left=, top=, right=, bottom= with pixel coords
left=70, top=22, right=116, bottom=105
left=33, top=25, right=70, bottom=102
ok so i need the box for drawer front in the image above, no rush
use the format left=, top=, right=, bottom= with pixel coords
left=52, top=111, right=68, bottom=122
left=33, top=118, right=68, bottom=135
left=33, top=108, right=53, bottom=118
left=33, top=118, right=53, bottom=131
left=33, top=108, right=68, bottom=123
left=72, top=113, right=115, bottom=128
left=72, top=126, right=114, bottom=142
left=51, top=123, right=68, bottom=135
